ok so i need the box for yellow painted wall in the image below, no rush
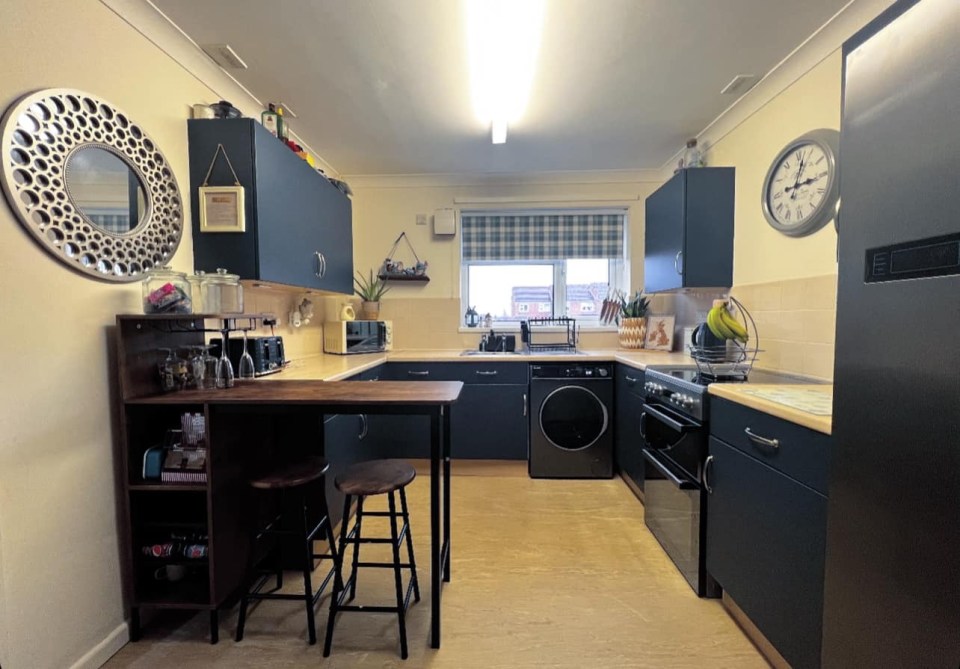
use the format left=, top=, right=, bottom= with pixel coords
left=350, top=180, right=660, bottom=297
left=705, top=52, right=842, bottom=286
left=0, top=3, right=211, bottom=666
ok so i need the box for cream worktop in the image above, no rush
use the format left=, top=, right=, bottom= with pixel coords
left=275, top=349, right=693, bottom=382
left=709, top=383, right=833, bottom=435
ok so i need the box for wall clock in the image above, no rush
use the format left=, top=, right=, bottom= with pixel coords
left=761, top=128, right=840, bottom=237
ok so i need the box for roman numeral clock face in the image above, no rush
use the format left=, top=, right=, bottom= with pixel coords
left=762, top=130, right=840, bottom=237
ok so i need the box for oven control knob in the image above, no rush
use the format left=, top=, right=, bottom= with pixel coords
left=598, top=368, right=608, bottom=377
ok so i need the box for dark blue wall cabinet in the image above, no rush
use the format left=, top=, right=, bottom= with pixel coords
left=187, top=119, right=353, bottom=294
left=644, top=167, right=735, bottom=293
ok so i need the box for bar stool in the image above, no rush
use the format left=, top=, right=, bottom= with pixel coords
left=323, top=459, right=420, bottom=659
left=235, top=456, right=338, bottom=645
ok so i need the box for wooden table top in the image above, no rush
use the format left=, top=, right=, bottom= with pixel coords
left=127, top=380, right=464, bottom=405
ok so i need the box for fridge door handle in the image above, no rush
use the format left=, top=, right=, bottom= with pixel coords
left=744, top=427, right=780, bottom=450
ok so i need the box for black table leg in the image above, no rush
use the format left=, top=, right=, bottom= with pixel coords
left=430, top=408, right=441, bottom=649
left=209, top=609, right=219, bottom=644
left=443, top=405, right=452, bottom=583
left=129, top=607, right=140, bottom=642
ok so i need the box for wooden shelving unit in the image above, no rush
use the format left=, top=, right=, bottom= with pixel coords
left=115, top=313, right=274, bottom=644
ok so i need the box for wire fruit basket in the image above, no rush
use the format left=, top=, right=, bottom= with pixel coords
left=688, top=296, right=761, bottom=380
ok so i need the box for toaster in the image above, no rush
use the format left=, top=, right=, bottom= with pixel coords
left=211, top=336, right=285, bottom=376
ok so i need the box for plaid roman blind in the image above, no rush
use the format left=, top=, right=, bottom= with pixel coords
left=461, top=213, right=625, bottom=261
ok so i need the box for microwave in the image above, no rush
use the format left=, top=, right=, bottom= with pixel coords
left=324, top=320, right=392, bottom=355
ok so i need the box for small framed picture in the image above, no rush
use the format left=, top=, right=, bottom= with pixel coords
left=645, top=314, right=676, bottom=351
left=199, top=185, right=245, bottom=233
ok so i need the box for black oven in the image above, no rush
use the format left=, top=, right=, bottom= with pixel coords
left=641, top=398, right=719, bottom=598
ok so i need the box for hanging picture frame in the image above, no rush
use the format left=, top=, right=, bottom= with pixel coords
left=198, top=143, right=246, bottom=233
left=199, top=185, right=245, bottom=233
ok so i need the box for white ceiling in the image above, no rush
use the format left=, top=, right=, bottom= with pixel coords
left=152, top=0, right=849, bottom=176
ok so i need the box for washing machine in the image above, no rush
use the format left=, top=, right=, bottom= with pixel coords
left=529, top=362, right=614, bottom=478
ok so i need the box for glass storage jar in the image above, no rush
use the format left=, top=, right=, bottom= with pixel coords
left=187, top=271, right=207, bottom=313
left=142, top=267, right=192, bottom=314
left=203, top=268, right=243, bottom=314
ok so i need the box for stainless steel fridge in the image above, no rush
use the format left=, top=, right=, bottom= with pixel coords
left=824, top=0, right=960, bottom=666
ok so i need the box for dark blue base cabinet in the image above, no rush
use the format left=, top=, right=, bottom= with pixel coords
left=369, top=363, right=528, bottom=460
left=614, top=365, right=645, bottom=492
left=707, top=399, right=831, bottom=669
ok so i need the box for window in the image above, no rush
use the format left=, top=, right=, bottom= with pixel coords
left=461, top=210, right=628, bottom=325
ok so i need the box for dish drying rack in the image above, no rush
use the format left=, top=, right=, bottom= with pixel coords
left=521, top=317, right=579, bottom=352
left=688, top=297, right=762, bottom=380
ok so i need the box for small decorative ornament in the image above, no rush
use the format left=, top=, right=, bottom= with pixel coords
left=198, top=143, right=245, bottom=233
left=465, top=306, right=480, bottom=328
left=762, top=129, right=840, bottom=237
left=645, top=315, right=676, bottom=351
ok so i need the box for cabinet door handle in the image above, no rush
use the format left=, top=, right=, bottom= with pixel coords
left=625, top=375, right=638, bottom=385
left=407, top=370, right=430, bottom=377
left=314, top=251, right=323, bottom=278
left=367, top=376, right=379, bottom=382
left=523, top=393, right=528, bottom=417
left=744, top=427, right=780, bottom=450
left=358, top=414, right=368, bottom=440
left=703, top=454, right=715, bottom=494
left=320, top=252, right=327, bottom=278
left=674, top=250, right=684, bottom=275
left=475, top=370, right=498, bottom=376
left=639, top=412, right=647, bottom=440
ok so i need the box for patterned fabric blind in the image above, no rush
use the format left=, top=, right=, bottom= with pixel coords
left=461, top=213, right=625, bottom=261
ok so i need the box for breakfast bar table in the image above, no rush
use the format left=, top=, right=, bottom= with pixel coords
left=124, top=378, right=462, bottom=648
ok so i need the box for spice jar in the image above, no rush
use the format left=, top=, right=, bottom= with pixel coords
left=142, top=267, right=192, bottom=314
left=202, top=268, right=243, bottom=314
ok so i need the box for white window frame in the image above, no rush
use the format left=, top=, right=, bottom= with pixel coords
left=460, top=208, right=629, bottom=329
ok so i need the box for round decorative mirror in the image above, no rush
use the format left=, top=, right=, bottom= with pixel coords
left=0, top=89, right=184, bottom=281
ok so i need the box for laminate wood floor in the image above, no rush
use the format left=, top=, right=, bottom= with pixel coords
left=105, top=461, right=767, bottom=669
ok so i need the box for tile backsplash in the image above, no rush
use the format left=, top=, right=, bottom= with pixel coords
left=242, top=284, right=326, bottom=360
left=730, top=274, right=837, bottom=380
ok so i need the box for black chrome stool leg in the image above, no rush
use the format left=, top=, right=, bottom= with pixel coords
left=348, top=496, right=364, bottom=603
left=300, top=492, right=317, bottom=645
left=388, top=491, right=409, bottom=659
left=324, top=493, right=351, bottom=657
left=399, top=486, right=420, bottom=602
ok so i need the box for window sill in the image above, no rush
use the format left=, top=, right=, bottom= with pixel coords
left=458, top=325, right=618, bottom=334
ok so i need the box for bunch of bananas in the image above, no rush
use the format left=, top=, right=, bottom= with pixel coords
left=707, top=301, right=749, bottom=344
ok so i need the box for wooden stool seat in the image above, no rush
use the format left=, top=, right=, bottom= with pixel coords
left=250, top=456, right=330, bottom=490
left=335, top=459, right=416, bottom=496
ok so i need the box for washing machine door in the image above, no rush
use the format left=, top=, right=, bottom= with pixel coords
left=539, top=385, right=609, bottom=451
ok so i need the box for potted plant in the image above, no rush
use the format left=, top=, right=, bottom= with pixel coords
left=354, top=269, right=390, bottom=320
left=617, top=291, right=651, bottom=349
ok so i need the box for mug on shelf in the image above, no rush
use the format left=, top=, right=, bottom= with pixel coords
left=153, top=564, right=186, bottom=582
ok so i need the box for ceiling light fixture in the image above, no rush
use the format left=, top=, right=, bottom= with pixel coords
left=465, top=0, right=545, bottom=145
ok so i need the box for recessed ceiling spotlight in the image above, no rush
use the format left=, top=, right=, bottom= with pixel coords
left=721, top=74, right=760, bottom=96
left=201, top=43, right=248, bottom=70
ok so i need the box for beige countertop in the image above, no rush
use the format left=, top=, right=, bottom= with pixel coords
left=275, top=349, right=692, bottom=382
left=709, top=383, right=833, bottom=435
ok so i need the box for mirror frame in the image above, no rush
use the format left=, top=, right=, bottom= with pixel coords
left=0, top=89, right=184, bottom=282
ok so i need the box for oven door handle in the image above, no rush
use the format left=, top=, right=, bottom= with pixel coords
left=641, top=403, right=698, bottom=433
left=643, top=449, right=698, bottom=490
